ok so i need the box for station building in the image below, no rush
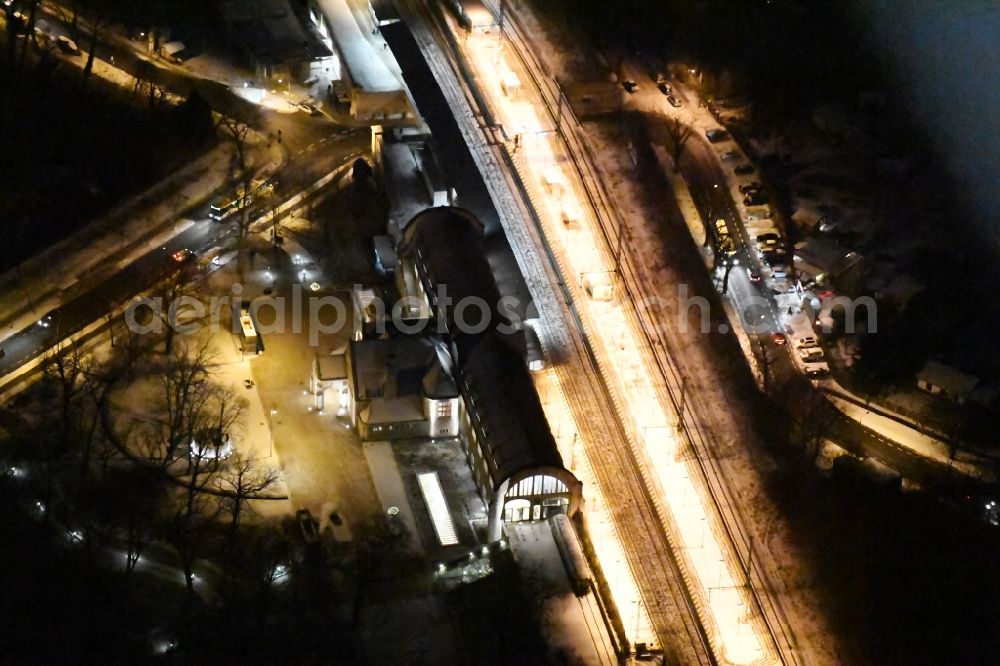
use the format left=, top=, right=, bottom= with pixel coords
left=397, top=207, right=581, bottom=541
left=345, top=331, right=461, bottom=440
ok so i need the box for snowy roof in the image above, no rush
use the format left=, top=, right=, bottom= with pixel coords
left=219, top=0, right=321, bottom=62
left=315, top=353, right=347, bottom=381
left=363, top=396, right=424, bottom=425
left=795, top=237, right=854, bottom=273
left=399, top=207, right=505, bottom=333
left=414, top=143, right=450, bottom=193
left=917, top=361, right=980, bottom=398
left=457, top=334, right=562, bottom=488
left=162, top=41, right=186, bottom=56
left=316, top=0, right=401, bottom=92
left=384, top=142, right=429, bottom=230
left=350, top=334, right=456, bottom=402
left=422, top=364, right=459, bottom=400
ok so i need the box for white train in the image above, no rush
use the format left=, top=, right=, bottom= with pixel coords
left=549, top=513, right=593, bottom=596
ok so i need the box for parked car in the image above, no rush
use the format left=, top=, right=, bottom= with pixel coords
left=794, top=336, right=818, bottom=348
left=720, top=150, right=740, bottom=161
left=297, top=101, right=321, bottom=116
left=819, top=217, right=840, bottom=233
left=797, top=346, right=825, bottom=363
left=706, top=129, right=729, bottom=143
left=744, top=192, right=767, bottom=206
left=666, top=95, right=682, bottom=108
left=739, top=181, right=762, bottom=194
left=762, top=249, right=786, bottom=265
left=756, top=232, right=781, bottom=245
left=734, top=164, right=755, bottom=175
left=657, top=82, right=672, bottom=95
left=746, top=209, right=772, bottom=221
left=804, top=361, right=830, bottom=378
left=56, top=35, right=81, bottom=56
left=756, top=241, right=781, bottom=256
left=622, top=80, right=638, bottom=93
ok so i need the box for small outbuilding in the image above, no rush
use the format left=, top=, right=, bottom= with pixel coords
left=917, top=361, right=980, bottom=405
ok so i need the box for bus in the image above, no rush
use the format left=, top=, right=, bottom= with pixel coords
left=238, top=304, right=263, bottom=355
left=210, top=176, right=273, bottom=221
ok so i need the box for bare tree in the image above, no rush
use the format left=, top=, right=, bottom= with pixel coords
left=166, top=479, right=220, bottom=599
left=17, top=0, right=41, bottom=68
left=351, top=512, right=413, bottom=626
left=79, top=4, right=111, bottom=91
left=3, top=3, right=19, bottom=68
left=664, top=117, right=693, bottom=171
left=168, top=422, right=226, bottom=598
left=218, top=116, right=258, bottom=244
left=156, top=262, right=200, bottom=355
left=215, top=452, right=281, bottom=538
left=755, top=337, right=780, bottom=393
left=46, top=0, right=82, bottom=42
left=43, top=342, right=92, bottom=453
left=34, top=343, right=94, bottom=521
left=155, top=339, right=215, bottom=463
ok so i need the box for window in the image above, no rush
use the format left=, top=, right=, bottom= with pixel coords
left=436, top=401, right=452, bottom=418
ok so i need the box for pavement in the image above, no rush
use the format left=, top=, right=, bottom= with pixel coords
left=363, top=441, right=423, bottom=554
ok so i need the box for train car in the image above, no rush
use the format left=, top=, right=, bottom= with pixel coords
left=549, top=513, right=593, bottom=596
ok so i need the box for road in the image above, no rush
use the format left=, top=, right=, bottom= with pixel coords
left=31, top=1, right=342, bottom=151
left=0, top=131, right=368, bottom=379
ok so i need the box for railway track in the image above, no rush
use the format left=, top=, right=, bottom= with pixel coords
left=484, top=5, right=800, bottom=663
left=394, top=0, right=716, bottom=662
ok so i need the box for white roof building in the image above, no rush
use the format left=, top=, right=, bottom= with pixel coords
left=312, top=0, right=416, bottom=120
left=917, top=361, right=980, bottom=405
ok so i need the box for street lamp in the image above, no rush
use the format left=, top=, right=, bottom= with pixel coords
left=278, top=77, right=292, bottom=106
left=268, top=408, right=278, bottom=458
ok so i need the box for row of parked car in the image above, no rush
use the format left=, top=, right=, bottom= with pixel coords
left=708, top=125, right=831, bottom=377
left=709, top=129, right=792, bottom=280
left=622, top=74, right=683, bottom=107
left=786, top=327, right=830, bottom=377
